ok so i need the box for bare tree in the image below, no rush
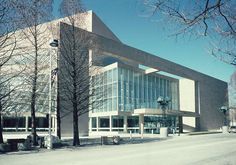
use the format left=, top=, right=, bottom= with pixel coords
left=59, top=0, right=102, bottom=146
left=229, top=71, right=236, bottom=125
left=139, top=0, right=236, bottom=65
left=0, top=0, right=27, bottom=143
left=0, top=0, right=21, bottom=143
left=10, top=0, right=53, bottom=145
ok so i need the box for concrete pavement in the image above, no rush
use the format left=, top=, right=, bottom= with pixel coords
left=1, top=133, right=236, bottom=165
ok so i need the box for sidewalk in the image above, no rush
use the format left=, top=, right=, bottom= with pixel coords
left=3, top=130, right=221, bottom=147
left=3, top=132, right=181, bottom=148
left=3, top=131, right=183, bottom=140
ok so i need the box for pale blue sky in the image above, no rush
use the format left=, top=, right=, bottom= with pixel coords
left=53, top=0, right=235, bottom=82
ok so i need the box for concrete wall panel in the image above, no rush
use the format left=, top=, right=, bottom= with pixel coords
left=179, top=79, right=196, bottom=131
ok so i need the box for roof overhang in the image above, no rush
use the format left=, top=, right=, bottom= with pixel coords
left=134, top=108, right=200, bottom=117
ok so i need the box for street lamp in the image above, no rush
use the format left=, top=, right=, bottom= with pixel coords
left=219, top=106, right=229, bottom=126
left=219, top=106, right=230, bottom=134
left=50, top=39, right=59, bottom=47
left=50, top=39, right=61, bottom=139
left=157, top=96, right=170, bottom=138
left=157, top=96, right=171, bottom=127
left=47, top=39, right=59, bottom=149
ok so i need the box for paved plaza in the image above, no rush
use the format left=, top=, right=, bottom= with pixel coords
left=1, top=133, right=236, bottom=165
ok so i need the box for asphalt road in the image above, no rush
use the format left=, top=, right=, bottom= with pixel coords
left=1, top=133, right=236, bottom=165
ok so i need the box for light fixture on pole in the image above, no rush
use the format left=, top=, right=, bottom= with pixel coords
left=48, top=39, right=58, bottom=149
left=50, top=39, right=59, bottom=47
left=157, top=96, right=170, bottom=127
left=219, top=106, right=229, bottom=126
left=219, top=105, right=230, bottom=134
left=157, top=96, right=171, bottom=138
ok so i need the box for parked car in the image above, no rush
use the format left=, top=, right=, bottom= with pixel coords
left=228, top=126, right=236, bottom=133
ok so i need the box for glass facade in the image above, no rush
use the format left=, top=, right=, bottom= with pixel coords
left=91, top=67, right=118, bottom=112
left=2, top=116, right=49, bottom=131
left=1, top=51, right=57, bottom=132
left=118, top=67, right=179, bottom=111
left=91, top=63, right=179, bottom=113
left=3, top=51, right=57, bottom=114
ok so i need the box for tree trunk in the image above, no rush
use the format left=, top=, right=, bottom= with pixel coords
left=72, top=63, right=80, bottom=146
left=73, top=107, right=80, bottom=146
left=57, top=53, right=61, bottom=139
left=72, top=24, right=80, bottom=146
left=31, top=32, right=39, bottom=146
left=56, top=90, right=61, bottom=139
left=31, top=91, right=37, bottom=145
left=0, top=102, right=3, bottom=144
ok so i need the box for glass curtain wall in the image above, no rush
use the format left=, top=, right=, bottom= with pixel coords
left=91, top=63, right=179, bottom=113
left=91, top=68, right=118, bottom=113
left=118, top=67, right=179, bottom=112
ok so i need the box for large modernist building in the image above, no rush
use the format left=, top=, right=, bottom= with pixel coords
left=2, top=11, right=228, bottom=136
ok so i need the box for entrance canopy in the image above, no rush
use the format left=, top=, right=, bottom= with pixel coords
left=134, top=108, right=200, bottom=117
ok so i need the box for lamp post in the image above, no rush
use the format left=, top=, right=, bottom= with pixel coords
left=219, top=106, right=229, bottom=134
left=219, top=106, right=229, bottom=126
left=48, top=39, right=58, bottom=149
left=157, top=96, right=170, bottom=127
left=157, top=96, right=170, bottom=137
